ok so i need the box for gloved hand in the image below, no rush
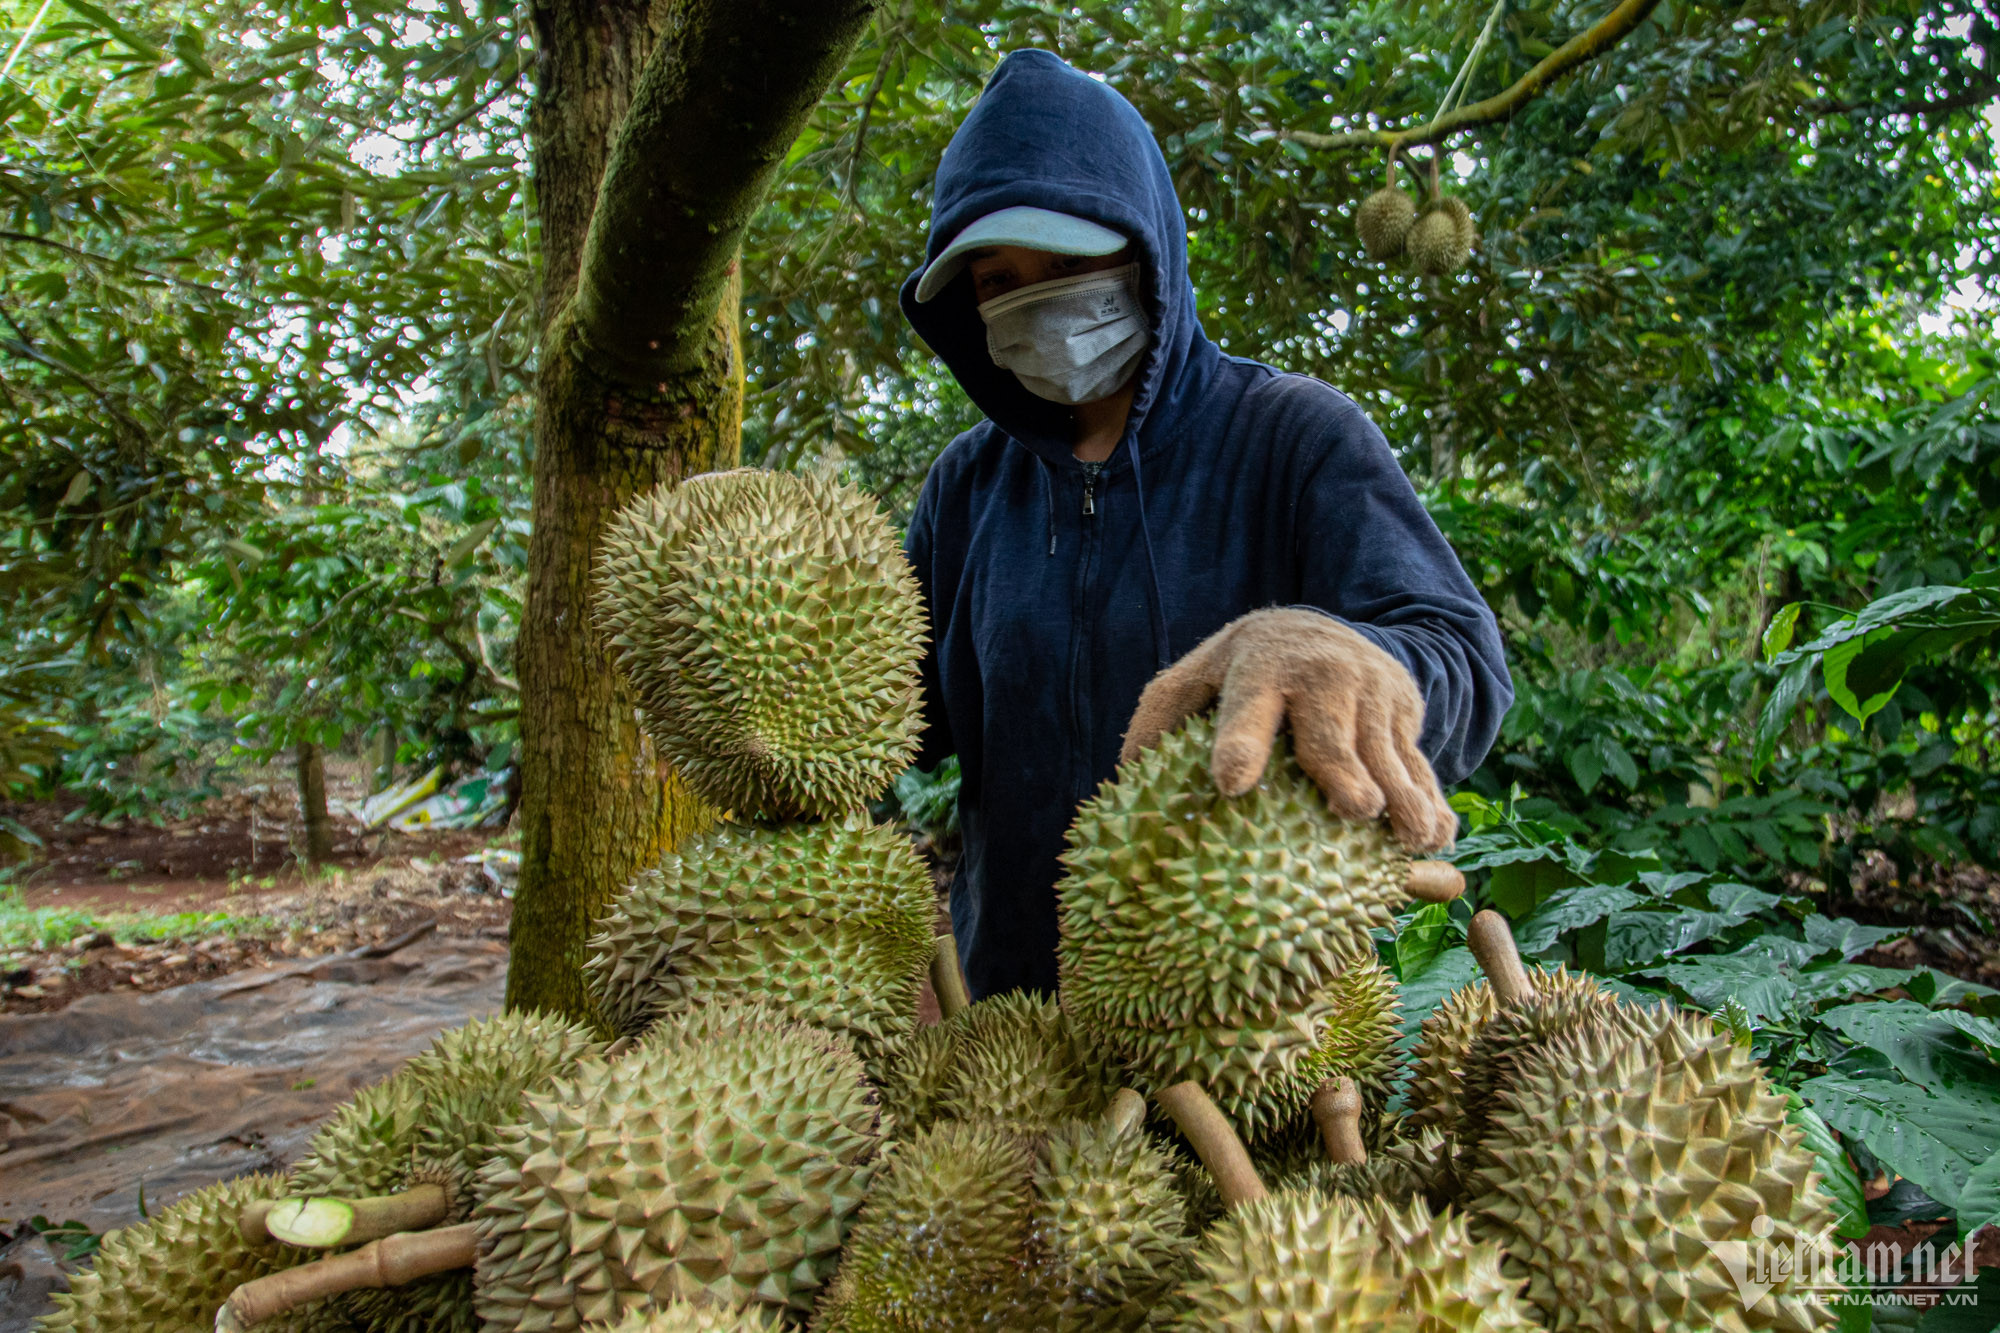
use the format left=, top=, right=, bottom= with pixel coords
left=1120, top=608, right=1458, bottom=852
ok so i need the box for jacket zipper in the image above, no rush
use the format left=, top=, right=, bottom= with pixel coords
left=1068, top=462, right=1102, bottom=803
left=1080, top=460, right=1103, bottom=515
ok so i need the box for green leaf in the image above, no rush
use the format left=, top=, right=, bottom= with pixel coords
left=1512, top=883, right=1643, bottom=954
left=1786, top=1092, right=1871, bottom=1239
left=1484, top=856, right=1578, bottom=918
left=1955, top=1151, right=2000, bottom=1237
left=1818, top=1002, right=2000, bottom=1109
left=1823, top=625, right=1903, bottom=722
left=1396, top=901, right=1451, bottom=980
left=443, top=516, right=500, bottom=567
left=1568, top=740, right=1604, bottom=794
left=1797, top=1074, right=2000, bottom=1210
left=1804, top=916, right=1909, bottom=960
left=1754, top=656, right=1815, bottom=775
left=1763, top=601, right=1803, bottom=660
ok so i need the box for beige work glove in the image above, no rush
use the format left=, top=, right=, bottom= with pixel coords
left=1120, top=607, right=1458, bottom=853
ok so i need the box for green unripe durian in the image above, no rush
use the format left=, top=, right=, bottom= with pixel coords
left=1471, top=1005, right=1841, bottom=1332
left=1356, top=186, right=1418, bottom=261
left=35, top=1174, right=326, bottom=1333
left=594, top=468, right=926, bottom=819
left=1408, top=196, right=1476, bottom=276
left=285, top=1011, right=604, bottom=1333
left=1058, top=714, right=1410, bottom=1138
left=586, top=815, right=935, bottom=1050
left=1169, top=1186, right=1537, bottom=1331
left=474, top=1002, right=883, bottom=1330
left=871, top=990, right=1119, bottom=1136
left=584, top=1304, right=782, bottom=1333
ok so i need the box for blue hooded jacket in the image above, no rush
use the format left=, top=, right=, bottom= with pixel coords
left=900, top=50, right=1512, bottom=1001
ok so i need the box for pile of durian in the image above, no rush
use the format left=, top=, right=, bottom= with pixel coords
left=41, top=468, right=1841, bottom=1333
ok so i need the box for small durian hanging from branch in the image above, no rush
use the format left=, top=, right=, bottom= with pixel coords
left=1406, top=152, right=1478, bottom=277
left=1354, top=149, right=1418, bottom=262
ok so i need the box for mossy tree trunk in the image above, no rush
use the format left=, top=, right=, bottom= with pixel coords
left=296, top=741, right=334, bottom=866
left=506, top=0, right=880, bottom=1022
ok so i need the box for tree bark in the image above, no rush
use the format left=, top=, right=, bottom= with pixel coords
left=506, top=0, right=878, bottom=1023
left=295, top=741, right=333, bottom=866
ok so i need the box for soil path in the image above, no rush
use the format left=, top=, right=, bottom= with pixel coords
left=0, top=932, right=506, bottom=1323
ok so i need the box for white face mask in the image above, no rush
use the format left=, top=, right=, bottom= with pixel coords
left=977, top=262, right=1149, bottom=405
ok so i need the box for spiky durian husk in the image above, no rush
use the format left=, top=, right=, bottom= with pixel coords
left=585, top=816, right=934, bottom=1049
left=1356, top=186, right=1418, bottom=261
left=1028, top=1118, right=1194, bottom=1329
left=1059, top=715, right=1408, bottom=1137
left=1298, top=952, right=1403, bottom=1095
left=810, top=1119, right=1038, bottom=1332
left=278, top=1012, right=602, bottom=1333
left=475, top=1002, right=882, bottom=1330
left=871, top=991, right=1118, bottom=1136
left=35, top=1174, right=329, bottom=1333
left=291, top=1011, right=604, bottom=1202
left=585, top=1303, right=783, bottom=1332
left=1408, top=198, right=1475, bottom=276
left=813, top=1116, right=1191, bottom=1333
left=1453, top=966, right=1632, bottom=1164
left=1403, top=979, right=1497, bottom=1133
left=594, top=469, right=925, bottom=818
left=1169, top=1188, right=1537, bottom=1331
left=1471, top=1006, right=1839, bottom=1332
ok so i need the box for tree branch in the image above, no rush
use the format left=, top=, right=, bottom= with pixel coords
left=568, top=0, right=883, bottom=385
left=1282, top=0, right=1664, bottom=155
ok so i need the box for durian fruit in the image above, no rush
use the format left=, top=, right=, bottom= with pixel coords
left=584, top=1302, right=783, bottom=1332
left=1059, top=714, right=1410, bottom=1138
left=870, top=989, right=1119, bottom=1135
left=1297, top=952, right=1403, bottom=1098
left=35, top=1173, right=329, bottom=1333
left=1408, top=195, right=1477, bottom=276
left=1471, top=1004, right=1840, bottom=1332
left=1451, top=965, right=1633, bottom=1168
left=1356, top=185, right=1419, bottom=261
left=594, top=468, right=926, bottom=818
left=282, top=1012, right=603, bottom=1333
left=813, top=1113, right=1191, bottom=1332
left=474, top=1001, right=883, bottom=1329
left=1168, top=1186, right=1538, bottom=1331
left=585, top=815, right=934, bottom=1049
left=1402, top=978, right=1497, bottom=1135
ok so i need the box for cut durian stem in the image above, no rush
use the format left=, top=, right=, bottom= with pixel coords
left=1105, top=1086, right=1147, bottom=1135
left=261, top=1183, right=452, bottom=1249
left=1310, top=1077, right=1367, bottom=1165
left=1156, top=1079, right=1268, bottom=1208
left=214, top=1221, right=477, bottom=1330
left=931, top=931, right=972, bottom=1020
left=237, top=1198, right=276, bottom=1245
left=1468, top=910, right=1532, bottom=1006
left=1406, top=859, right=1466, bottom=903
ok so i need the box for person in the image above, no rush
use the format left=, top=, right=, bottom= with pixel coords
left=899, top=50, right=1513, bottom=1001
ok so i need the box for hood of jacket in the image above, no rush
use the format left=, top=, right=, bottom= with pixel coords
left=899, top=49, right=1221, bottom=470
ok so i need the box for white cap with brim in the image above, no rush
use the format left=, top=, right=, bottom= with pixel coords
left=913, top=205, right=1128, bottom=303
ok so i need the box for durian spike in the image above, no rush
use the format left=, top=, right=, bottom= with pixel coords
left=1156, top=1079, right=1268, bottom=1208
left=1468, top=910, right=1532, bottom=1006
left=1406, top=860, right=1466, bottom=903
left=214, top=1222, right=477, bottom=1331
left=1310, top=1077, right=1367, bottom=1166
left=262, top=1184, right=451, bottom=1248
left=604, top=1034, right=637, bottom=1060
left=238, top=1198, right=276, bottom=1245
left=1105, top=1086, right=1147, bottom=1135
left=931, top=931, right=972, bottom=1020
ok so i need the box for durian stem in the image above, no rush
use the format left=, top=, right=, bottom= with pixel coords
left=263, top=1184, right=452, bottom=1248
left=1310, top=1077, right=1367, bottom=1166
left=1405, top=859, right=1465, bottom=904
left=1468, top=909, right=1533, bottom=1006
left=238, top=1199, right=275, bottom=1246
left=930, top=932, right=971, bottom=1020
left=214, top=1223, right=478, bottom=1331
left=1105, top=1087, right=1147, bottom=1136
left=1156, top=1080, right=1267, bottom=1208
